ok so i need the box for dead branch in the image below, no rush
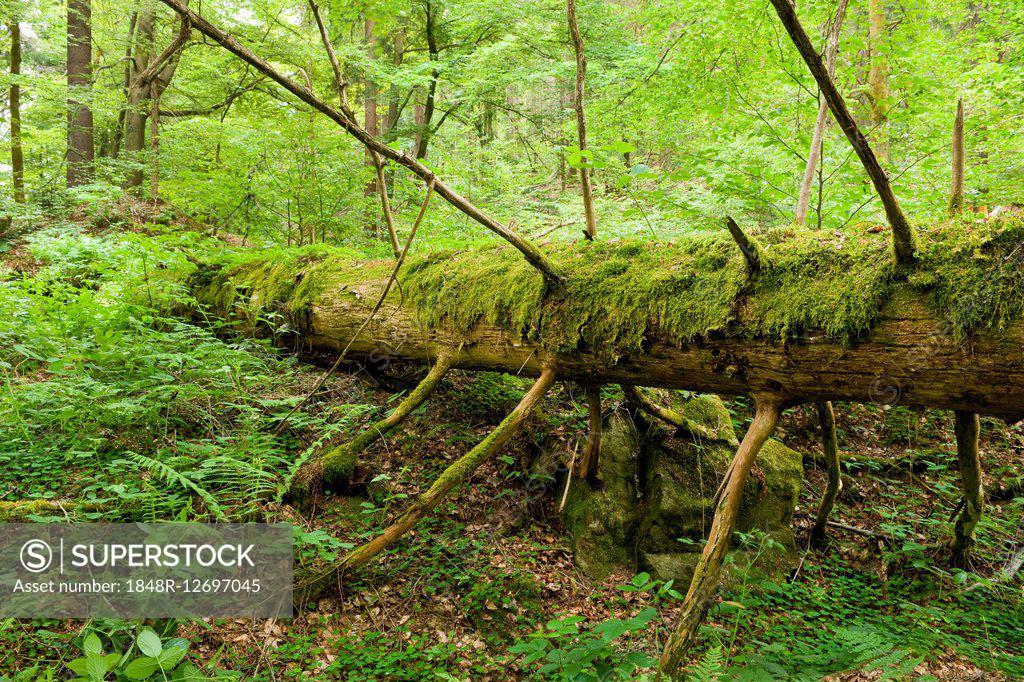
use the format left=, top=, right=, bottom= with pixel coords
left=340, top=366, right=557, bottom=570
left=155, top=0, right=562, bottom=284
left=658, top=395, right=782, bottom=677
left=949, top=97, right=965, bottom=216
left=768, top=0, right=917, bottom=265
left=811, top=400, right=842, bottom=543
left=725, top=216, right=762, bottom=272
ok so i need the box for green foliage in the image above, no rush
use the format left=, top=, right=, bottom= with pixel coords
left=510, top=609, right=658, bottom=681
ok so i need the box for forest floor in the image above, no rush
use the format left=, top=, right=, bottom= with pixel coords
left=0, top=206, right=1022, bottom=681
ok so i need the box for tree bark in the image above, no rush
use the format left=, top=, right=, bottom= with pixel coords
left=794, top=0, right=848, bottom=226
left=811, top=399, right=841, bottom=543
left=567, top=0, right=597, bottom=239
left=192, top=261, right=1024, bottom=421
left=949, top=97, right=965, bottom=216
left=768, top=0, right=916, bottom=266
left=657, top=396, right=781, bottom=677
left=156, top=0, right=563, bottom=284
left=67, top=0, right=94, bottom=187
left=949, top=410, right=983, bottom=561
left=9, top=21, right=25, bottom=202
left=579, top=385, right=601, bottom=481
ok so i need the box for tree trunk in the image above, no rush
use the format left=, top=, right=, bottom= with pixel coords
left=9, top=21, right=25, bottom=203
left=949, top=97, right=965, bottom=216
left=385, top=27, right=404, bottom=137
left=125, top=0, right=187, bottom=189
left=811, top=399, right=841, bottom=542
left=363, top=17, right=379, bottom=204
left=67, top=0, right=94, bottom=187
left=867, top=0, right=890, bottom=164
left=795, top=0, right=848, bottom=226
left=949, top=410, right=983, bottom=561
left=567, top=0, right=597, bottom=239
left=415, top=0, right=439, bottom=160
left=192, top=256, right=1024, bottom=421
left=149, top=81, right=160, bottom=201
left=657, top=397, right=781, bottom=676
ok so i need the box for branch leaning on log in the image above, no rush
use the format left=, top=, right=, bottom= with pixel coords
left=768, top=0, right=917, bottom=266
left=155, top=0, right=562, bottom=285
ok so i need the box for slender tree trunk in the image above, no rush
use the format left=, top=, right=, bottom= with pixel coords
left=566, top=0, right=597, bottom=239
left=363, top=16, right=379, bottom=207
left=67, top=0, right=94, bottom=187
left=658, top=397, right=781, bottom=676
left=950, top=410, right=983, bottom=561
left=811, top=400, right=841, bottom=543
left=149, top=81, right=160, bottom=201
left=948, top=97, right=965, bottom=216
left=795, top=0, right=848, bottom=226
left=385, top=27, right=404, bottom=137
left=125, top=1, right=156, bottom=187
left=9, top=21, right=25, bottom=203
left=867, top=0, right=889, bottom=164
left=110, top=7, right=140, bottom=159
left=415, top=0, right=439, bottom=159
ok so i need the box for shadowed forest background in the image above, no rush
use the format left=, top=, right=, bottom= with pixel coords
left=1, top=0, right=1023, bottom=679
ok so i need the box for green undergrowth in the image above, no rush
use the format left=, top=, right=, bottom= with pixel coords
left=0, top=224, right=366, bottom=521
left=199, top=215, right=1024, bottom=359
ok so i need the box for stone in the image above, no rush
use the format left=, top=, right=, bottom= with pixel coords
left=561, top=392, right=803, bottom=582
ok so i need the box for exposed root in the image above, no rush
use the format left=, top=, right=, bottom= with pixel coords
left=948, top=410, right=983, bottom=564
left=657, top=395, right=781, bottom=678
left=811, top=400, right=842, bottom=544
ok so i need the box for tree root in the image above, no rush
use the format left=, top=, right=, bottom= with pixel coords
left=811, top=400, right=842, bottom=544
left=657, top=395, right=781, bottom=679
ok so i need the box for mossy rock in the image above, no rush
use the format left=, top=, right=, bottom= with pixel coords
left=561, top=412, right=643, bottom=579
left=562, top=394, right=803, bottom=582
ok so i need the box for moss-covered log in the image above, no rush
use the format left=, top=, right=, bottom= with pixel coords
left=191, top=219, right=1024, bottom=419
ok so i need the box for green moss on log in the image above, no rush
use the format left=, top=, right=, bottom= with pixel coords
left=192, top=216, right=1024, bottom=354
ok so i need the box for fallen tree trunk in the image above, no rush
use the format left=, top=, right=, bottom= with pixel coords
left=191, top=233, right=1024, bottom=420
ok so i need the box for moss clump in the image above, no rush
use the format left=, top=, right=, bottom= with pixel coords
left=403, top=235, right=746, bottom=359
left=910, top=215, right=1024, bottom=338
left=744, top=229, right=900, bottom=341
